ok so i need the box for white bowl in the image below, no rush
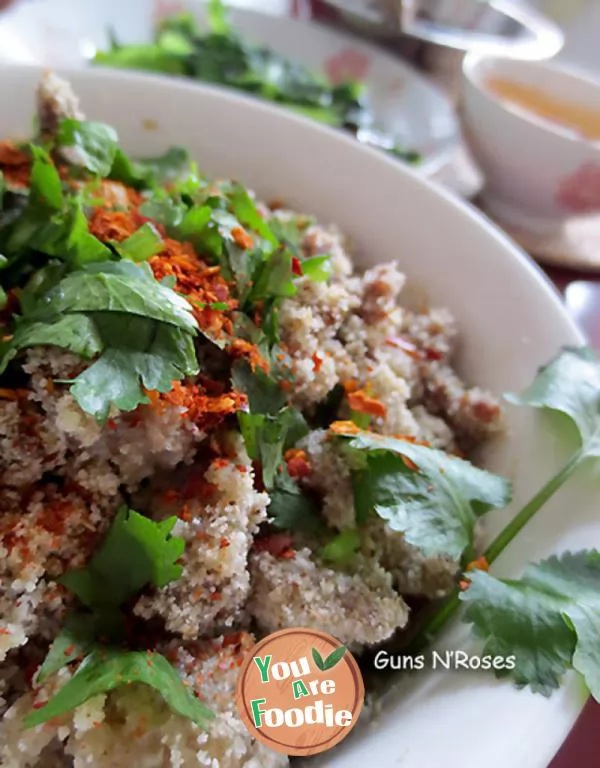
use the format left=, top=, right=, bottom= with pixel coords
left=0, top=0, right=461, bottom=177
left=462, top=53, right=600, bottom=233
left=0, top=65, right=594, bottom=768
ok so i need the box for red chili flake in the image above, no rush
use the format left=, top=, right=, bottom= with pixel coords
left=219, top=537, right=230, bottom=549
left=347, top=389, right=387, bottom=419
left=291, top=257, right=303, bottom=276
left=211, top=592, right=221, bottom=602
left=107, top=419, right=118, bottom=430
left=32, top=701, right=47, bottom=710
left=465, top=556, right=489, bottom=573
left=424, top=347, right=444, bottom=361
left=64, top=645, right=75, bottom=656
left=253, top=533, right=295, bottom=559
left=231, top=226, right=254, bottom=250
left=284, top=448, right=311, bottom=479
left=312, top=353, right=323, bottom=373
left=0, top=628, right=11, bottom=636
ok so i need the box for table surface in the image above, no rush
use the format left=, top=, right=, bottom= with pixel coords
left=2, top=0, right=600, bottom=764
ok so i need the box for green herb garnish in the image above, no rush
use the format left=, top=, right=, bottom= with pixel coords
left=28, top=508, right=212, bottom=729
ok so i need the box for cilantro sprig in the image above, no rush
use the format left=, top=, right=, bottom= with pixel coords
left=28, top=507, right=213, bottom=729
left=0, top=261, right=199, bottom=422
left=332, top=427, right=511, bottom=561
left=408, top=347, right=600, bottom=702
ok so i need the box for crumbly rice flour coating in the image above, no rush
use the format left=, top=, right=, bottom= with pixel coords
left=0, top=72, right=503, bottom=768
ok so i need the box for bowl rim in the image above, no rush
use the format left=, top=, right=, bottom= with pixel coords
left=0, top=59, right=582, bottom=338
left=463, top=51, right=600, bottom=148
left=0, top=62, right=590, bottom=768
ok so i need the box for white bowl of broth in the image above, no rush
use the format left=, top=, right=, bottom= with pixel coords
left=462, top=53, right=600, bottom=232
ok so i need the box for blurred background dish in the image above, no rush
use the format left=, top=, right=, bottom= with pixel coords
left=319, top=0, right=563, bottom=60
left=0, top=0, right=461, bottom=177
left=462, top=53, right=600, bottom=234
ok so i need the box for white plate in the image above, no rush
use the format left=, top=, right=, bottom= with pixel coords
left=0, top=64, right=593, bottom=768
left=0, top=0, right=461, bottom=176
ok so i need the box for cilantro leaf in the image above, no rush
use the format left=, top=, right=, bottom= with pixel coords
left=115, top=222, right=163, bottom=262
left=135, top=146, right=191, bottom=184
left=268, top=488, right=323, bottom=533
left=462, top=550, right=600, bottom=699
left=232, top=359, right=287, bottom=415
left=24, top=649, right=213, bottom=729
left=320, top=529, right=360, bottom=564
left=269, top=215, right=313, bottom=255
left=506, top=347, right=600, bottom=458
left=301, top=255, right=332, bottom=283
left=207, top=0, right=230, bottom=34
left=29, top=145, right=63, bottom=209
left=30, top=262, right=197, bottom=335
left=109, top=146, right=191, bottom=189
left=0, top=313, right=102, bottom=374
left=57, top=119, right=119, bottom=177
left=238, top=407, right=307, bottom=489
left=226, top=182, right=277, bottom=247
left=36, top=613, right=100, bottom=684
left=69, top=316, right=198, bottom=421
left=336, top=428, right=511, bottom=560
left=60, top=507, right=184, bottom=610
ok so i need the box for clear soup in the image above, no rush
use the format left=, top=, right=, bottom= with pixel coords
left=486, top=76, right=600, bottom=141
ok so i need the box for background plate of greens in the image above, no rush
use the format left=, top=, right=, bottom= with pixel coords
left=0, top=0, right=461, bottom=176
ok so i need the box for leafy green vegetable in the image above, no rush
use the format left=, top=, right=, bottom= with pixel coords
left=28, top=507, right=205, bottom=730
left=321, top=529, right=360, bottom=564
left=237, top=406, right=307, bottom=489
left=461, top=550, right=600, bottom=699
left=25, top=649, right=214, bottom=728
left=60, top=507, right=184, bottom=609
left=57, top=119, right=119, bottom=177
left=115, top=222, right=164, bottom=262
left=29, top=145, right=63, bottom=209
left=225, top=182, right=277, bottom=247
left=0, top=313, right=102, bottom=374
left=207, top=0, right=230, bottom=34
left=232, top=359, right=286, bottom=415
left=37, top=614, right=100, bottom=684
left=412, top=347, right=600, bottom=704
left=301, top=255, right=332, bottom=283
left=337, top=428, right=511, bottom=560
left=135, top=146, right=191, bottom=185
left=506, top=347, right=600, bottom=458
left=95, top=43, right=187, bottom=75
left=0, top=146, right=111, bottom=272
left=69, top=316, right=198, bottom=422
left=29, top=262, right=197, bottom=334
left=267, top=488, right=324, bottom=533
left=93, top=3, right=421, bottom=166
left=1, top=263, right=199, bottom=420
left=109, top=146, right=191, bottom=190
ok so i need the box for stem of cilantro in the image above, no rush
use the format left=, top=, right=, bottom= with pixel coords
left=483, top=448, right=585, bottom=565
left=411, top=447, right=586, bottom=650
